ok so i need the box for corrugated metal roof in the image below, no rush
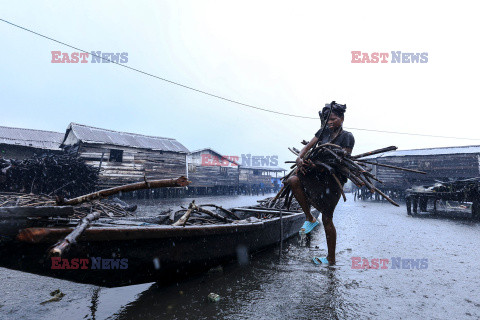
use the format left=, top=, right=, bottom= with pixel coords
left=189, top=148, right=240, bottom=166
left=67, top=123, right=189, bottom=153
left=0, top=125, right=63, bottom=150
left=369, top=145, right=480, bottom=158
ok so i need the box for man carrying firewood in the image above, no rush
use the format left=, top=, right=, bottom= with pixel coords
left=287, top=101, right=355, bottom=265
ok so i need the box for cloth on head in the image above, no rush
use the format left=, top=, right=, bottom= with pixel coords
left=321, top=101, right=347, bottom=119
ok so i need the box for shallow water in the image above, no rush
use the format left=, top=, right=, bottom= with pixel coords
left=1, top=193, right=480, bottom=319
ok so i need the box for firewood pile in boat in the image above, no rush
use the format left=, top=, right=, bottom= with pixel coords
left=268, top=142, right=427, bottom=209
left=257, top=196, right=302, bottom=211
left=0, top=175, right=299, bottom=258
left=0, top=192, right=136, bottom=218
left=170, top=200, right=241, bottom=226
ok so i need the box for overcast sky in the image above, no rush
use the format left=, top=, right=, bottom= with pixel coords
left=1, top=1, right=479, bottom=167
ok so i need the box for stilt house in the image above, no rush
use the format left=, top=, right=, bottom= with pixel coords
left=60, top=123, right=189, bottom=188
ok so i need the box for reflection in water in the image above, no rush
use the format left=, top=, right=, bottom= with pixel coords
left=89, top=288, right=100, bottom=320
left=236, top=244, right=249, bottom=266
left=112, top=234, right=351, bottom=320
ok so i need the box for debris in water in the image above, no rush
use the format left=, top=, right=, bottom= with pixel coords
left=208, top=265, right=223, bottom=273
left=40, top=289, right=65, bottom=305
left=207, top=293, right=221, bottom=302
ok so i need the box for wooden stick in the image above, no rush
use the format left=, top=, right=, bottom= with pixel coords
left=288, top=147, right=299, bottom=156
left=60, top=176, right=191, bottom=206
left=49, top=211, right=101, bottom=257
left=373, top=186, right=400, bottom=207
left=268, top=185, right=286, bottom=207
left=355, top=173, right=375, bottom=193
left=314, top=161, right=334, bottom=174
left=169, top=210, right=176, bottom=223
left=192, top=204, right=233, bottom=223
left=199, top=204, right=240, bottom=220
left=322, top=147, right=345, bottom=164
left=279, top=184, right=291, bottom=199
left=314, top=143, right=343, bottom=150
left=172, top=201, right=195, bottom=226
left=347, top=172, right=365, bottom=187
left=285, top=189, right=293, bottom=210
left=343, top=158, right=368, bottom=173
left=366, top=174, right=384, bottom=184
left=356, top=160, right=427, bottom=174
left=351, top=146, right=397, bottom=159
left=331, top=173, right=347, bottom=202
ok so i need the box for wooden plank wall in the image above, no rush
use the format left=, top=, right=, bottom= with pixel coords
left=375, top=153, right=480, bottom=189
left=239, top=170, right=272, bottom=185
left=188, top=166, right=239, bottom=187
left=78, top=143, right=186, bottom=188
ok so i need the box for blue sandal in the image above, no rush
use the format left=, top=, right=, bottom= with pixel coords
left=312, top=257, right=329, bottom=265
left=299, top=220, right=319, bottom=234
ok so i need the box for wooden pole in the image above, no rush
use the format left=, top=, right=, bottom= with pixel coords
left=49, top=211, right=101, bottom=257
left=59, top=176, right=191, bottom=206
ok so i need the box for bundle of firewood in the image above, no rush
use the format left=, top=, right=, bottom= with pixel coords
left=257, top=197, right=302, bottom=211
left=0, top=154, right=98, bottom=197
left=269, top=142, right=426, bottom=209
left=171, top=201, right=240, bottom=226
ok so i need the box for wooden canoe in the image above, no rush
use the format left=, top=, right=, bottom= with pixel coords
left=0, top=206, right=316, bottom=287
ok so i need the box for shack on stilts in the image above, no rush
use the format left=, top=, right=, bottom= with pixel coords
left=60, top=123, right=190, bottom=199
left=187, top=148, right=240, bottom=195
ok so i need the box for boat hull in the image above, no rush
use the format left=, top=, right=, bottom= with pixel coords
left=0, top=210, right=315, bottom=287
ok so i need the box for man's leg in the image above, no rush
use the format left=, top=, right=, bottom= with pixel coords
left=287, top=175, right=316, bottom=223
left=322, top=214, right=336, bottom=264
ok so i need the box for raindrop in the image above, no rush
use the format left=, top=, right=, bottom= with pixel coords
left=153, top=257, right=161, bottom=270
left=236, top=244, right=249, bottom=265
